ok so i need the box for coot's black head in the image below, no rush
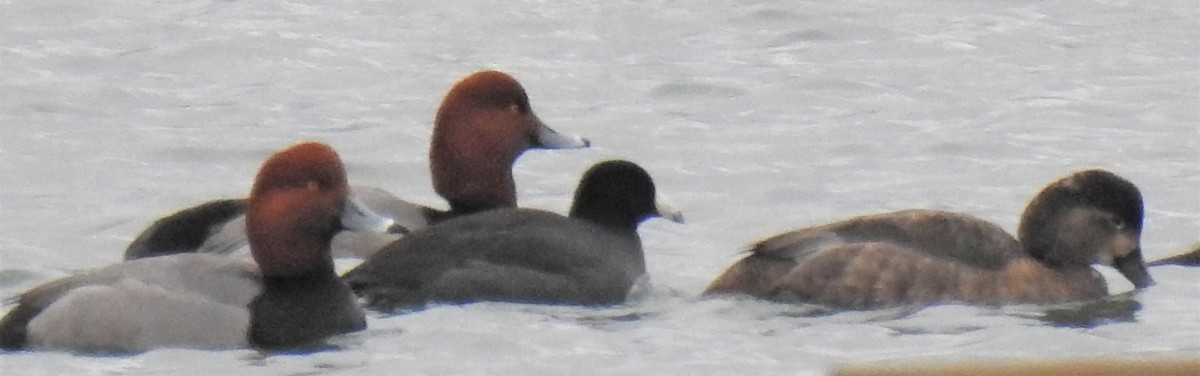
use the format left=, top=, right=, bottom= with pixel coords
left=569, top=160, right=682, bottom=230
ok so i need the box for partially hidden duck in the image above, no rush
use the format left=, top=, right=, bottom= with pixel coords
left=703, top=169, right=1154, bottom=309
left=342, top=160, right=684, bottom=312
left=123, top=70, right=589, bottom=260
left=0, top=142, right=399, bottom=353
left=1148, top=243, right=1200, bottom=267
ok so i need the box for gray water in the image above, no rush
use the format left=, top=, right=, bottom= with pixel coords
left=1, top=0, right=1197, bottom=375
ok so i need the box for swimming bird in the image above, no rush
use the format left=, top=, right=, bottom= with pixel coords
left=342, top=160, right=684, bottom=312
left=703, top=169, right=1153, bottom=309
left=0, top=142, right=397, bottom=353
left=123, top=70, right=589, bottom=260
left=1148, top=243, right=1200, bottom=267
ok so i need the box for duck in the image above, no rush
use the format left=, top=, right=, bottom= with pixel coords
left=342, top=160, right=684, bottom=312
left=1148, top=243, right=1200, bottom=267
left=703, top=169, right=1154, bottom=309
left=123, top=70, right=590, bottom=260
left=0, top=142, right=400, bottom=353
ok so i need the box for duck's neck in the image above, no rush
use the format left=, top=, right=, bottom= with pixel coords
left=569, top=204, right=641, bottom=234
left=248, top=235, right=337, bottom=278
left=429, top=127, right=520, bottom=213
left=1018, top=205, right=1108, bottom=268
left=445, top=190, right=515, bottom=216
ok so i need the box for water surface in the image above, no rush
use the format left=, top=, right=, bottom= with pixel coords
left=1, top=0, right=1197, bottom=375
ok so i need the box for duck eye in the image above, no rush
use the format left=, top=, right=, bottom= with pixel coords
left=1109, top=216, right=1126, bottom=230
left=306, top=180, right=320, bottom=191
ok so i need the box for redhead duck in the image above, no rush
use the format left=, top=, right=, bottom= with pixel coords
left=0, top=142, right=397, bottom=353
left=703, top=169, right=1154, bottom=309
left=1148, top=243, right=1200, bottom=267
left=123, top=70, right=589, bottom=260
left=342, top=160, right=684, bottom=312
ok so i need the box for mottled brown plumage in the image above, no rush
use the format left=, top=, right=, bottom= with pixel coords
left=704, top=169, right=1152, bottom=309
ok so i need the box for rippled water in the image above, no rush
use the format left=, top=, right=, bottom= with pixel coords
left=1, top=0, right=1197, bottom=375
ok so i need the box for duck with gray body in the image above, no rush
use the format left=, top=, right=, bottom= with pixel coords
left=1, top=142, right=396, bottom=353
left=122, top=70, right=589, bottom=261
